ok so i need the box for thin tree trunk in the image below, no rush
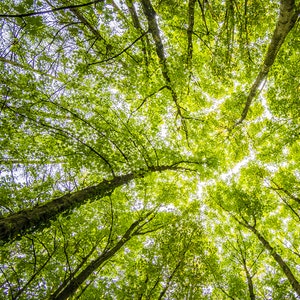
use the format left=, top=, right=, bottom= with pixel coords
left=157, top=260, right=182, bottom=300
left=244, top=223, right=300, bottom=296
left=50, top=212, right=153, bottom=300
left=244, top=266, right=255, bottom=300
left=0, top=165, right=177, bottom=244
left=140, top=0, right=185, bottom=127
left=187, top=0, right=196, bottom=67
left=236, top=0, right=298, bottom=125
left=49, top=243, right=99, bottom=299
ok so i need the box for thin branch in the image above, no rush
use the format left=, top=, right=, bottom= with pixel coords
left=51, top=212, right=156, bottom=300
left=88, top=32, right=148, bottom=66
left=129, top=85, right=168, bottom=117
left=0, top=0, right=103, bottom=18
left=13, top=247, right=56, bottom=299
left=157, top=260, right=182, bottom=300
left=3, top=103, right=116, bottom=176
left=68, top=5, right=107, bottom=44
left=0, top=266, right=14, bottom=300
left=44, top=98, right=129, bottom=163
left=126, top=0, right=150, bottom=70
left=0, top=57, right=62, bottom=81
left=270, top=180, right=300, bottom=204
left=197, top=0, right=209, bottom=35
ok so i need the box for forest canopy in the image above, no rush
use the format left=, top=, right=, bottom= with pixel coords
left=0, top=0, right=300, bottom=299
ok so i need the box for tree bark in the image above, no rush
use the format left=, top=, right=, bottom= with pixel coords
left=50, top=213, right=153, bottom=300
left=244, top=223, right=300, bottom=296
left=244, top=265, right=255, bottom=300
left=187, top=0, right=196, bottom=67
left=49, top=243, right=98, bottom=299
left=236, top=0, right=298, bottom=125
left=0, top=165, right=176, bottom=244
left=140, top=0, right=185, bottom=125
left=237, top=241, right=256, bottom=300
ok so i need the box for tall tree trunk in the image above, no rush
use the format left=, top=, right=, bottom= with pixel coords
left=140, top=0, right=185, bottom=125
left=50, top=212, right=153, bottom=300
left=244, top=223, right=300, bottom=296
left=0, top=165, right=176, bottom=244
left=237, top=243, right=256, bottom=300
left=244, top=266, right=255, bottom=300
left=236, top=0, right=298, bottom=125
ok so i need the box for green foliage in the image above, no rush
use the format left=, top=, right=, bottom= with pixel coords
left=1, top=0, right=300, bottom=299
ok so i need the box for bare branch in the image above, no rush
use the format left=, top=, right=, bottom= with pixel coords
left=0, top=57, right=62, bottom=81
left=0, top=0, right=103, bottom=18
left=89, top=32, right=148, bottom=66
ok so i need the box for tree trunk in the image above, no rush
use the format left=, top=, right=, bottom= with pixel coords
left=244, top=267, right=255, bottom=300
left=236, top=0, right=298, bottom=125
left=50, top=214, right=150, bottom=300
left=0, top=165, right=176, bottom=244
left=246, top=224, right=300, bottom=296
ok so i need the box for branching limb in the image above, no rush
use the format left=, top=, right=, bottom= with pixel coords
left=0, top=164, right=181, bottom=244
left=221, top=206, right=300, bottom=296
left=13, top=244, right=57, bottom=299
left=50, top=241, right=99, bottom=299
left=197, top=0, right=209, bottom=35
left=2, top=102, right=116, bottom=176
left=129, top=85, right=168, bottom=117
left=270, top=180, right=300, bottom=204
left=125, top=0, right=151, bottom=69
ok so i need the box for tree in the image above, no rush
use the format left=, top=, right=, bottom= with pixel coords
left=0, top=0, right=299, bottom=299
left=0, top=165, right=182, bottom=244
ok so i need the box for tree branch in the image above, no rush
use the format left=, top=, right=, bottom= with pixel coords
left=88, top=32, right=148, bottom=66
left=50, top=211, right=156, bottom=300
left=0, top=57, right=62, bottom=81
left=0, top=0, right=103, bottom=18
